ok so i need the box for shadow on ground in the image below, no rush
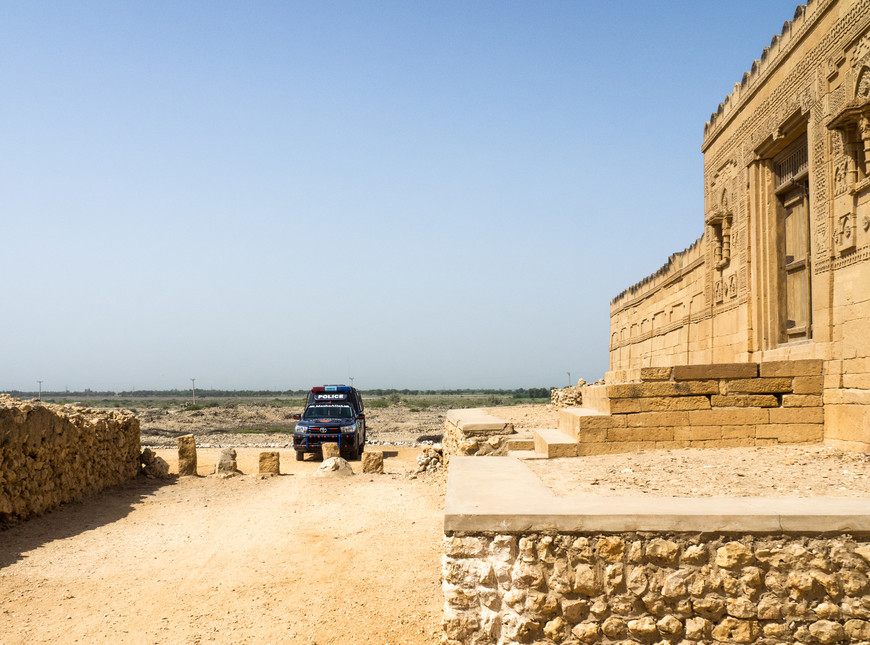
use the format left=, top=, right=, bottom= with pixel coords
left=0, top=475, right=176, bottom=570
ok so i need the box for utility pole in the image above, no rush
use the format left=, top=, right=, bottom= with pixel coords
left=349, top=376, right=354, bottom=387
left=191, top=378, right=196, bottom=405
left=567, top=372, right=571, bottom=387
left=37, top=380, right=42, bottom=400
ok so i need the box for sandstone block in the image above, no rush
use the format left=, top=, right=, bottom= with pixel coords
left=258, top=451, right=280, bottom=475
left=214, top=447, right=239, bottom=476
left=769, top=407, right=824, bottom=424
left=756, top=423, right=823, bottom=443
left=623, top=411, right=689, bottom=428
left=608, top=380, right=719, bottom=398
left=674, top=425, right=722, bottom=441
left=673, top=363, right=758, bottom=380
left=177, top=434, right=198, bottom=476
left=792, top=375, right=824, bottom=394
left=609, top=396, right=711, bottom=414
left=362, top=450, right=384, bottom=474
left=782, top=394, right=823, bottom=407
left=724, top=378, right=793, bottom=394
left=759, top=359, right=824, bottom=377
left=321, top=442, right=341, bottom=460
left=688, top=408, right=768, bottom=425
left=627, top=616, right=658, bottom=638
left=711, top=394, right=779, bottom=408
left=640, top=367, right=673, bottom=381
left=607, top=426, right=673, bottom=442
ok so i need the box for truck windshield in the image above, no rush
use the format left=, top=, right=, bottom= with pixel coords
left=303, top=405, right=354, bottom=420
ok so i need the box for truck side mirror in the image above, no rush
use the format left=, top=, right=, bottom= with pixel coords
left=357, top=414, right=365, bottom=420
left=291, top=414, right=301, bottom=420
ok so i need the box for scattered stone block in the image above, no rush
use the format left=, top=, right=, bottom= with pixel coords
left=259, top=451, right=280, bottom=475
left=321, top=442, right=340, bottom=460
left=362, top=450, right=384, bottom=474
left=140, top=448, right=170, bottom=479
left=177, top=434, right=198, bottom=476
left=314, top=457, right=354, bottom=477
left=214, top=447, right=240, bottom=476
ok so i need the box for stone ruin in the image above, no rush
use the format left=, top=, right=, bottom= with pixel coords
left=0, top=394, right=140, bottom=528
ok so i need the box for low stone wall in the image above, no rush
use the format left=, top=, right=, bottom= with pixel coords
left=443, top=532, right=870, bottom=644
left=444, top=409, right=515, bottom=459
left=0, top=394, right=141, bottom=528
left=444, top=457, right=870, bottom=644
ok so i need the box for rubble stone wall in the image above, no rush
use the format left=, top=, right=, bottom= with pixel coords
left=0, top=394, right=141, bottom=528
left=443, top=531, right=870, bottom=644
left=444, top=413, right=516, bottom=459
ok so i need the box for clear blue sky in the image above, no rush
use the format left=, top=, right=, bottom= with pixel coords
left=1, top=1, right=802, bottom=391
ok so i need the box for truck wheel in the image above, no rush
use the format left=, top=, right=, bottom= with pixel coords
left=295, top=450, right=304, bottom=462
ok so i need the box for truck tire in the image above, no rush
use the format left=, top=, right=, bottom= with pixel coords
left=295, top=450, right=304, bottom=461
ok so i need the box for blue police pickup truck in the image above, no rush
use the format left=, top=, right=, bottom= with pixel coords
left=292, top=385, right=366, bottom=461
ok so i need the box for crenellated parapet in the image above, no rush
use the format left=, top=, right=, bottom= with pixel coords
left=703, top=0, right=833, bottom=148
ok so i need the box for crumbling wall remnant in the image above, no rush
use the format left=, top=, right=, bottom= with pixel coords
left=0, top=394, right=140, bottom=528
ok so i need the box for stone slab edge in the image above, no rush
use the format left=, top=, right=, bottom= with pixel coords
left=444, top=456, right=870, bottom=534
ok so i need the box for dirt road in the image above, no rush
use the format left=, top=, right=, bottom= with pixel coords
left=0, top=447, right=444, bottom=645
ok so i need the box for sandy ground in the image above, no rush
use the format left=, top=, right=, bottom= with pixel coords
left=0, top=447, right=445, bottom=645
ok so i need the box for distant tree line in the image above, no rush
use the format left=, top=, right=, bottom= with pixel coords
left=6, top=387, right=554, bottom=399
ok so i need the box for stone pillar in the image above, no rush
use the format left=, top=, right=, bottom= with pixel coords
left=214, top=447, right=238, bottom=476
left=177, top=434, right=198, bottom=476
left=362, top=450, right=384, bottom=474
left=259, top=451, right=280, bottom=475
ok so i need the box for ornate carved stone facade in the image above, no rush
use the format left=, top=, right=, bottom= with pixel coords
left=609, top=0, right=870, bottom=452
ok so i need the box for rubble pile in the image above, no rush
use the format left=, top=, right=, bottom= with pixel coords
left=417, top=445, right=444, bottom=473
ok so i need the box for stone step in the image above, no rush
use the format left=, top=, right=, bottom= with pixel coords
left=532, top=428, right=579, bottom=458
left=507, top=450, right=548, bottom=460
left=505, top=434, right=534, bottom=451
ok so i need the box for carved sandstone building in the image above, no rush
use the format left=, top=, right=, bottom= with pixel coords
left=607, top=0, right=869, bottom=452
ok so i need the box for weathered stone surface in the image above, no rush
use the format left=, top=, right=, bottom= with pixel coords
left=0, top=395, right=141, bottom=527
left=711, top=394, right=779, bottom=408
left=321, top=442, right=340, bottom=460
left=640, top=367, right=673, bottom=381
left=723, top=378, right=793, bottom=394
left=362, top=450, right=384, bottom=474
left=809, top=619, right=846, bottom=644
left=673, top=363, right=758, bottom=380
left=441, top=532, right=870, bottom=645
left=177, top=434, right=198, bottom=476
left=313, top=456, right=354, bottom=477
left=711, top=617, right=758, bottom=642
left=214, top=447, right=240, bottom=476
left=716, top=542, right=754, bottom=569
left=258, top=451, right=280, bottom=475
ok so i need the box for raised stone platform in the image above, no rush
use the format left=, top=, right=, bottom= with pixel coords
left=444, top=456, right=870, bottom=534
